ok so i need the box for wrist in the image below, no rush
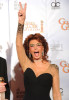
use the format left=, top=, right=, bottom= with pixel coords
left=18, top=19, right=25, bottom=25
left=17, top=23, right=24, bottom=33
left=18, top=22, right=24, bottom=26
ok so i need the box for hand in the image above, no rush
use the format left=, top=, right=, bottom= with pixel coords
left=0, top=83, right=6, bottom=92
left=18, top=2, right=27, bottom=25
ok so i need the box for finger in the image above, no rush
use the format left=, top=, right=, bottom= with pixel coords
left=24, top=3, right=27, bottom=12
left=0, top=86, right=6, bottom=92
left=0, top=83, right=7, bottom=86
left=3, top=83, right=7, bottom=85
left=18, top=12, right=23, bottom=17
left=19, top=2, right=23, bottom=10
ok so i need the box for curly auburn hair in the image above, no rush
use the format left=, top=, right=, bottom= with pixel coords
left=23, top=33, right=49, bottom=62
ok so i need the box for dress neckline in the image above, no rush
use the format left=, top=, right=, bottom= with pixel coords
left=24, top=66, right=53, bottom=79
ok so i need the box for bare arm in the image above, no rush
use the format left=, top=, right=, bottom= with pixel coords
left=52, top=65, right=62, bottom=100
left=16, top=2, right=32, bottom=71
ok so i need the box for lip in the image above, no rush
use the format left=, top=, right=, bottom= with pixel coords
left=34, top=51, right=39, bottom=57
left=34, top=51, right=39, bottom=53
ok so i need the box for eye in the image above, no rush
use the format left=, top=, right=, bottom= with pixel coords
left=37, top=43, right=42, bottom=46
left=30, top=44, right=34, bottom=47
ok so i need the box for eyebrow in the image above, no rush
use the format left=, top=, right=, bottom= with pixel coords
left=30, top=43, right=41, bottom=44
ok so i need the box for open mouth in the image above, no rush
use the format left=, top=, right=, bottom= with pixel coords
left=34, top=51, right=39, bottom=57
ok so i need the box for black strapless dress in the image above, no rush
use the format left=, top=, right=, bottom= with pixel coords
left=23, top=68, right=53, bottom=100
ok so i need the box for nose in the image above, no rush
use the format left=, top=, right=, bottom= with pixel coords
left=34, top=45, right=37, bottom=50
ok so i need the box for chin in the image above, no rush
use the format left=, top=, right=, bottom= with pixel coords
left=33, top=55, right=42, bottom=60
left=34, top=57, right=41, bottom=60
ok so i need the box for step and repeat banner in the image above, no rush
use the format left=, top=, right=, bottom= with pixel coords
left=0, top=0, right=69, bottom=100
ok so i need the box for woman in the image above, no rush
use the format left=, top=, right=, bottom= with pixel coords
left=16, top=2, right=61, bottom=100
left=0, top=57, right=10, bottom=100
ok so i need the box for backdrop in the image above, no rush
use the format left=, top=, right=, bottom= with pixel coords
left=0, top=0, right=69, bottom=100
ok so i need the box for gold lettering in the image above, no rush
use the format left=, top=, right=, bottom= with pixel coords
left=59, top=18, right=65, bottom=24
left=60, top=61, right=69, bottom=73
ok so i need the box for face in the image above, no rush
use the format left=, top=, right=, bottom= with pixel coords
left=29, top=39, right=44, bottom=60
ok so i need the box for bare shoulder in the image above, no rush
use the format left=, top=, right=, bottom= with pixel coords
left=50, top=64, right=59, bottom=70
left=50, top=64, right=59, bottom=76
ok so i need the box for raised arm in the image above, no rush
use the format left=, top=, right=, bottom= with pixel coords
left=16, top=2, right=32, bottom=71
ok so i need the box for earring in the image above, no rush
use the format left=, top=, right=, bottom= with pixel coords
left=42, top=51, right=44, bottom=56
left=29, top=53, right=31, bottom=58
